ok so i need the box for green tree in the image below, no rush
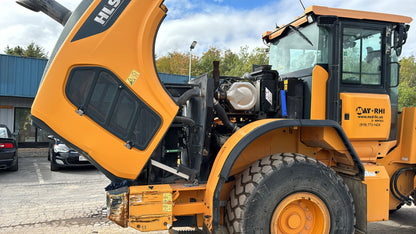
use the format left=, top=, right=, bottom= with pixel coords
left=155, top=46, right=269, bottom=77
left=220, top=49, right=240, bottom=76
left=156, top=51, right=191, bottom=75
left=194, top=47, right=222, bottom=76
left=398, top=56, right=416, bottom=110
left=5, top=45, right=24, bottom=56
left=193, top=46, right=269, bottom=76
left=4, top=42, right=48, bottom=59
left=241, top=46, right=269, bottom=75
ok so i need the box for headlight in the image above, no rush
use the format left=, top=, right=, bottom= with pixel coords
left=54, top=143, right=70, bottom=153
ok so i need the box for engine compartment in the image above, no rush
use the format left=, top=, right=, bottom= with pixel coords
left=134, top=63, right=307, bottom=185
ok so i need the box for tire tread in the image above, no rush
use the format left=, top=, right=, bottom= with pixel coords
left=225, top=153, right=356, bottom=234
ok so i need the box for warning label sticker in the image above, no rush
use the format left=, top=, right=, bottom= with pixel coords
left=162, top=204, right=172, bottom=212
left=126, top=70, right=140, bottom=86
left=163, top=193, right=172, bottom=203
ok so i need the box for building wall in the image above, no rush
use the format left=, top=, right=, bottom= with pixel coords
left=0, top=96, right=33, bottom=131
left=0, top=54, right=45, bottom=147
left=0, top=54, right=47, bottom=98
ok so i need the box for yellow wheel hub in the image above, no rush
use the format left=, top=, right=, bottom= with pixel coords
left=271, top=192, right=330, bottom=234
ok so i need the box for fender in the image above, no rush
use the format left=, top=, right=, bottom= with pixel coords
left=203, top=118, right=364, bottom=232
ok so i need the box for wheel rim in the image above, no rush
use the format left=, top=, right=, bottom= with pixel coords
left=271, top=192, right=330, bottom=234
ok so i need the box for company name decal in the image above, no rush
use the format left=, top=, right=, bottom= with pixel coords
left=94, top=0, right=123, bottom=26
left=72, top=0, right=131, bottom=42
left=356, top=107, right=385, bottom=115
left=355, top=106, right=386, bottom=127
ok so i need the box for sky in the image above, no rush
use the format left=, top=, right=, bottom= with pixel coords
left=1, top=0, right=416, bottom=58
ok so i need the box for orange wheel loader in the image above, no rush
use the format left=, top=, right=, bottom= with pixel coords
left=17, top=0, right=416, bottom=233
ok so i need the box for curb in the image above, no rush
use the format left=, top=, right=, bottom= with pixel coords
left=18, top=148, right=49, bottom=158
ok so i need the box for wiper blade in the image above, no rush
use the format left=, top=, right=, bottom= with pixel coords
left=288, top=25, right=313, bottom=46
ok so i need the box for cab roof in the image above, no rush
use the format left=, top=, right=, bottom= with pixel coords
left=263, top=5, right=412, bottom=42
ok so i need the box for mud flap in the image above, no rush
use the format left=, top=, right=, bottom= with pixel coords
left=341, top=174, right=367, bottom=234
left=107, top=186, right=129, bottom=228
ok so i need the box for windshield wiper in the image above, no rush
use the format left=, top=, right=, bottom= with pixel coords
left=288, top=25, right=314, bottom=46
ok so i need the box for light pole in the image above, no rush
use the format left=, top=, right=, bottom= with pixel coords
left=189, top=41, right=197, bottom=81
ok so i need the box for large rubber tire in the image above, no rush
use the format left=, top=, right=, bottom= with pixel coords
left=225, top=153, right=355, bottom=234
left=50, top=152, right=60, bottom=171
left=47, top=147, right=52, bottom=161
left=9, top=156, right=18, bottom=171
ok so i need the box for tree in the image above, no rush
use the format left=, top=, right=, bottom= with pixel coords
left=4, top=42, right=48, bottom=59
left=221, top=49, right=240, bottom=76
left=194, top=47, right=222, bottom=76
left=398, top=56, right=416, bottom=110
left=234, top=46, right=269, bottom=76
left=156, top=51, right=192, bottom=76
left=155, top=46, right=269, bottom=78
left=5, top=45, right=24, bottom=57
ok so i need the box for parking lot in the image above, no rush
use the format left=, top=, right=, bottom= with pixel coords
left=0, top=149, right=415, bottom=233
left=0, top=149, right=140, bottom=234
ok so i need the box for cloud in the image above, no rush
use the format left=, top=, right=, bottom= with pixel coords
left=163, top=0, right=196, bottom=19
left=157, top=0, right=416, bottom=57
left=1, top=0, right=415, bottom=58
left=0, top=0, right=79, bottom=56
left=156, top=1, right=291, bottom=56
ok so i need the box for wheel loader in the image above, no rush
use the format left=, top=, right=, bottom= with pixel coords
left=17, top=0, right=416, bottom=233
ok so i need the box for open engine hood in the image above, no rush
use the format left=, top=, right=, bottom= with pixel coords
left=30, top=0, right=178, bottom=181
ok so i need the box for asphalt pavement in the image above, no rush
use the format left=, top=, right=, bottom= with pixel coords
left=0, top=149, right=414, bottom=233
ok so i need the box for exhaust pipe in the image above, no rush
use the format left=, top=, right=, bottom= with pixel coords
left=16, top=0, right=72, bottom=26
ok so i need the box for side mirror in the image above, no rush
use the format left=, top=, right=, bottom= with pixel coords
left=393, top=24, right=410, bottom=56
left=13, top=130, right=19, bottom=137
left=47, top=135, right=55, bottom=140
left=390, top=62, right=400, bottom=87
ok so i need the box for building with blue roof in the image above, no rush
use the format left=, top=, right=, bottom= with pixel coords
left=0, top=54, right=188, bottom=147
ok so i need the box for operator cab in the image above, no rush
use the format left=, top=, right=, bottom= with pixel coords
left=263, top=6, right=411, bottom=143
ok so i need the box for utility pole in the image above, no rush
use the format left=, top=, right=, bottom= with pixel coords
left=189, top=41, right=197, bottom=81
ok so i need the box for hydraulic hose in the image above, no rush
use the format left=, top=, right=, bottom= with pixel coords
left=213, top=99, right=239, bottom=132
left=173, top=116, right=195, bottom=127
left=390, top=167, right=416, bottom=204
left=175, top=88, right=200, bottom=106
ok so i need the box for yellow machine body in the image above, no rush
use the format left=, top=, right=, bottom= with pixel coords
left=108, top=184, right=206, bottom=232
left=340, top=93, right=391, bottom=141
left=377, top=108, right=416, bottom=210
left=363, top=164, right=389, bottom=222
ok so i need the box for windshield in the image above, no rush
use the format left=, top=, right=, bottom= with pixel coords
left=269, top=23, right=329, bottom=75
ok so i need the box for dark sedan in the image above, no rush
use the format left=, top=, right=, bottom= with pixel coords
left=0, top=124, right=18, bottom=171
left=48, top=135, right=91, bottom=171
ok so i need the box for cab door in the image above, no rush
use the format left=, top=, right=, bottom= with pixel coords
left=338, top=23, right=392, bottom=141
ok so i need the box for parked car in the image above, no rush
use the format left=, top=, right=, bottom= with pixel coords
left=48, top=135, right=90, bottom=171
left=0, top=124, right=18, bottom=171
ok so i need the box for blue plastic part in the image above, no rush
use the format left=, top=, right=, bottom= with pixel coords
left=280, top=90, right=287, bottom=117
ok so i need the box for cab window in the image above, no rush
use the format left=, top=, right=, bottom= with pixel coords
left=108, top=89, right=137, bottom=138
left=342, top=28, right=382, bottom=85
left=87, top=72, right=118, bottom=124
